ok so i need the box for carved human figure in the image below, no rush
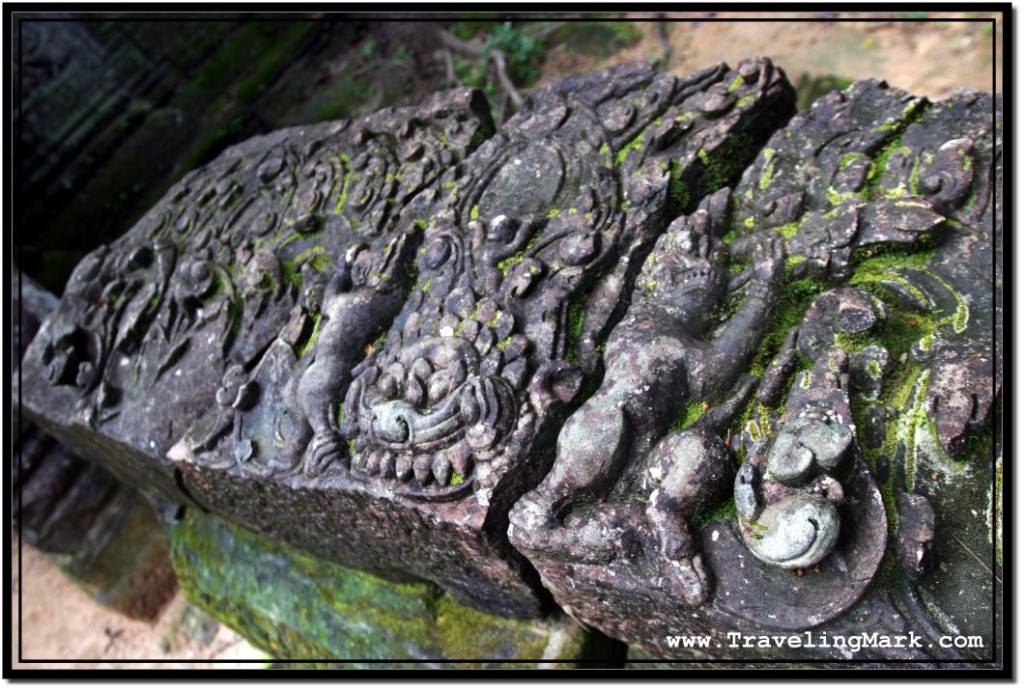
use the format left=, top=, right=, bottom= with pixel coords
left=278, top=233, right=414, bottom=478
left=510, top=210, right=784, bottom=605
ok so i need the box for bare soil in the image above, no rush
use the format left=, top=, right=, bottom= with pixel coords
left=10, top=535, right=265, bottom=671
left=541, top=12, right=1000, bottom=101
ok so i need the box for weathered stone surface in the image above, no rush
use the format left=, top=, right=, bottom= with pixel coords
left=169, top=508, right=613, bottom=667
left=20, top=86, right=494, bottom=503
left=897, top=492, right=936, bottom=576
left=18, top=60, right=1000, bottom=665
left=162, top=58, right=793, bottom=618
left=711, top=352, right=886, bottom=631
left=509, top=78, right=1000, bottom=663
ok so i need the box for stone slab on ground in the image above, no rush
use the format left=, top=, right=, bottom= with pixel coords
left=17, top=58, right=1002, bottom=666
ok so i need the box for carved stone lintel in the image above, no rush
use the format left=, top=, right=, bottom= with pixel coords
left=18, top=59, right=1000, bottom=660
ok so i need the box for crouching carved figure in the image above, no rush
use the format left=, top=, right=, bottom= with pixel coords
left=279, top=233, right=417, bottom=478
left=509, top=199, right=783, bottom=606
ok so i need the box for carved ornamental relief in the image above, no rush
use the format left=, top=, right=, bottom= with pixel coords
left=21, top=58, right=999, bottom=651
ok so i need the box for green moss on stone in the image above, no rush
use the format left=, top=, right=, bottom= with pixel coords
left=691, top=495, right=739, bottom=530
left=291, top=245, right=329, bottom=268
left=839, top=153, right=864, bottom=169
left=566, top=299, right=586, bottom=364
left=168, top=509, right=593, bottom=666
left=434, top=597, right=549, bottom=668
left=774, top=222, right=800, bottom=239
left=834, top=330, right=874, bottom=353
left=827, top=187, right=858, bottom=207
left=334, top=154, right=352, bottom=213
left=670, top=400, right=707, bottom=433
left=295, top=311, right=323, bottom=359
left=694, top=132, right=753, bottom=194
left=615, top=128, right=648, bottom=166
left=668, top=163, right=691, bottom=214
left=497, top=226, right=543, bottom=276
left=758, top=149, right=776, bottom=190
left=902, top=369, right=932, bottom=490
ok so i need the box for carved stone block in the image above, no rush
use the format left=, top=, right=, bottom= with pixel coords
left=18, top=59, right=1000, bottom=664
left=164, top=59, right=794, bottom=618
left=510, top=79, right=1001, bottom=662
left=19, top=86, right=494, bottom=502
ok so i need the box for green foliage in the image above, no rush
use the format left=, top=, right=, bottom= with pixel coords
left=391, top=44, right=412, bottom=62
left=793, top=73, right=855, bottom=111
left=555, top=21, right=643, bottom=58
left=233, top=24, right=319, bottom=105
left=173, top=22, right=320, bottom=173
left=484, top=22, right=544, bottom=85
left=450, top=17, right=507, bottom=40
left=451, top=22, right=549, bottom=92
left=359, top=37, right=378, bottom=60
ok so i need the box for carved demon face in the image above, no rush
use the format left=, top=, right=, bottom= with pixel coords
left=637, top=226, right=728, bottom=324
left=342, top=329, right=521, bottom=500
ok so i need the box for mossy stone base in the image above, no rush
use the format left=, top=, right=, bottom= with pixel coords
left=168, top=509, right=609, bottom=668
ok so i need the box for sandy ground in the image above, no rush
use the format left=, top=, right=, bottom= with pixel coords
left=543, top=12, right=1001, bottom=101
left=8, top=13, right=1000, bottom=675
left=9, top=534, right=267, bottom=671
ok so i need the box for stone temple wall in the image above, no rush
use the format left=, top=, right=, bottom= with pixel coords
left=16, top=57, right=1002, bottom=670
